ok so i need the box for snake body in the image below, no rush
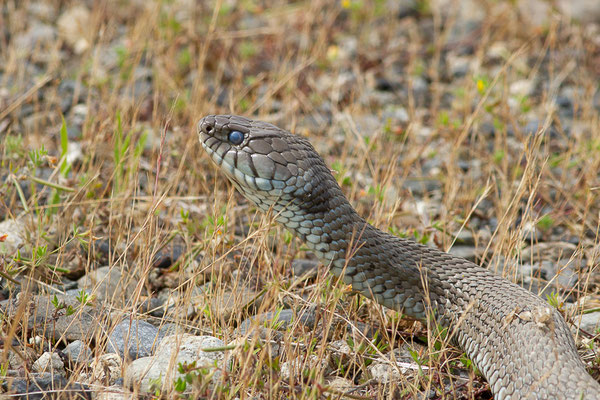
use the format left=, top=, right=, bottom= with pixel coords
left=198, top=114, right=600, bottom=399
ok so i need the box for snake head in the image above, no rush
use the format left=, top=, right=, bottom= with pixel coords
left=198, top=114, right=344, bottom=222
left=198, top=115, right=316, bottom=211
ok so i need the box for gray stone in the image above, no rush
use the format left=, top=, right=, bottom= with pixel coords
left=382, top=106, right=410, bottom=124
left=14, top=23, right=57, bottom=50
left=0, top=218, right=27, bottom=255
left=453, top=230, right=476, bottom=245
left=521, top=242, right=578, bottom=262
left=367, top=344, right=426, bottom=383
left=124, top=334, right=225, bottom=393
left=327, top=377, right=354, bottom=392
left=157, top=323, right=182, bottom=343
left=519, top=259, right=579, bottom=297
left=28, top=2, right=57, bottom=21
left=6, top=345, right=38, bottom=370
left=3, top=294, right=103, bottom=342
left=291, top=259, right=320, bottom=278
left=57, top=5, right=91, bottom=54
left=89, top=353, right=122, bottom=386
left=107, top=319, right=161, bottom=360
left=446, top=54, right=471, bottom=78
left=32, top=352, right=65, bottom=375
left=94, top=386, right=132, bottom=400
left=5, top=372, right=91, bottom=400
left=190, top=283, right=260, bottom=321
left=64, top=340, right=93, bottom=364
left=521, top=0, right=600, bottom=24
left=280, top=354, right=329, bottom=381
left=237, top=308, right=317, bottom=336
left=402, top=178, right=442, bottom=196
left=77, top=265, right=139, bottom=305
left=509, top=79, right=535, bottom=98
left=577, top=312, right=600, bottom=334
left=448, top=245, right=480, bottom=262
left=65, top=141, right=83, bottom=166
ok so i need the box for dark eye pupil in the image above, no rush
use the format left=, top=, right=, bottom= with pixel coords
left=228, top=131, right=244, bottom=145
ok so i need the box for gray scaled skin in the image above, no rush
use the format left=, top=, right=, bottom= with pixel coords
left=198, top=114, right=600, bottom=399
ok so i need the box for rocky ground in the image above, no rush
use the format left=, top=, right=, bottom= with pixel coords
left=1, top=0, right=600, bottom=399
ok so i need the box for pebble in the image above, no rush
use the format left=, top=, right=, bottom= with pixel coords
left=520, top=0, right=600, bottom=25
left=4, top=372, right=91, bottom=400
left=329, top=339, right=354, bottom=370
left=32, top=352, right=65, bottom=374
left=190, top=284, right=261, bottom=321
left=71, top=103, right=89, bottom=127
left=367, top=344, right=426, bottom=383
left=448, top=245, right=481, bottom=262
left=124, top=334, right=225, bottom=393
left=6, top=345, right=38, bottom=370
left=520, top=222, right=541, bottom=243
left=453, top=230, right=475, bottom=245
left=577, top=312, right=600, bottom=333
left=237, top=308, right=317, bottom=336
left=77, top=265, right=140, bottom=305
left=28, top=2, right=57, bottom=22
left=2, top=294, right=103, bottom=342
left=521, top=242, right=578, bottom=261
left=64, top=340, right=93, bottom=364
left=151, top=245, right=184, bottom=269
left=402, top=178, right=442, bottom=196
left=58, top=80, right=87, bottom=115
left=280, top=354, right=329, bottom=381
left=138, top=297, right=166, bottom=317
left=90, top=353, right=122, bottom=386
left=94, top=386, right=133, bottom=400
left=395, top=0, right=419, bottom=19
left=519, top=259, right=579, bottom=297
left=0, top=218, right=27, bottom=255
left=382, top=105, right=410, bottom=124
left=446, top=54, right=471, bottom=78
left=14, top=23, right=57, bottom=50
left=291, top=259, right=321, bottom=278
left=57, top=5, right=91, bottom=54
left=509, top=79, right=535, bottom=97
left=66, top=141, right=83, bottom=166
left=327, top=376, right=354, bottom=391
left=107, top=319, right=161, bottom=360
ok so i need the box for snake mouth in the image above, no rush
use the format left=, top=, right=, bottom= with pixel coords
left=201, top=137, right=286, bottom=201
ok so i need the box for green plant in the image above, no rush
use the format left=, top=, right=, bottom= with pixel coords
left=51, top=294, right=75, bottom=316
left=112, top=112, right=148, bottom=193
left=537, top=215, right=554, bottom=231
left=173, top=360, right=213, bottom=395
left=148, top=374, right=163, bottom=396
left=75, top=289, right=93, bottom=307
left=47, top=117, right=72, bottom=216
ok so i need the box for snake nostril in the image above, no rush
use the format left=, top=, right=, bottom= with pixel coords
left=205, top=125, right=213, bottom=133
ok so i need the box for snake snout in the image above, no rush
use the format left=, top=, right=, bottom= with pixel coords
left=197, top=115, right=217, bottom=140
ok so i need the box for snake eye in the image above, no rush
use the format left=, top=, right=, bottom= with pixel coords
left=228, top=130, right=244, bottom=145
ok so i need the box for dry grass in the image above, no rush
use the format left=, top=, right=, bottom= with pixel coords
left=1, top=0, right=600, bottom=399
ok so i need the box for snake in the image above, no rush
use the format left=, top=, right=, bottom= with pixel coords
left=198, top=114, right=600, bottom=399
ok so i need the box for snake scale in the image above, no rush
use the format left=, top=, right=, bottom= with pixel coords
left=198, top=114, right=600, bottom=399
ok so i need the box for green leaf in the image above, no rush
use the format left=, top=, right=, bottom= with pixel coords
left=60, top=116, right=69, bottom=154
left=174, top=377, right=187, bottom=392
